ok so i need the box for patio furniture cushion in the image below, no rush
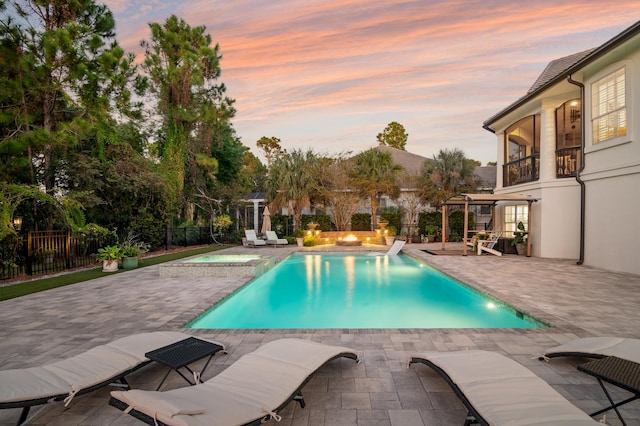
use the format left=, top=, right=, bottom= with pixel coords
left=110, top=338, right=359, bottom=426
left=542, top=337, right=640, bottom=363
left=0, top=331, right=224, bottom=424
left=409, top=350, right=600, bottom=426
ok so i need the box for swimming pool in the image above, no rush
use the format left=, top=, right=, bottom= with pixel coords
left=187, top=253, right=546, bottom=329
left=183, top=254, right=262, bottom=263
left=159, top=253, right=274, bottom=278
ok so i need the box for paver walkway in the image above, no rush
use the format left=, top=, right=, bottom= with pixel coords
left=1, top=243, right=639, bottom=425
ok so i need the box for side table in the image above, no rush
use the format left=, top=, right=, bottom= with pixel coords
left=577, top=356, right=640, bottom=426
left=145, top=337, right=224, bottom=390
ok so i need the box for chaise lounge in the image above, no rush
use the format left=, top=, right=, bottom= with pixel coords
left=109, top=338, right=359, bottom=426
left=409, top=350, right=600, bottom=425
left=244, top=229, right=266, bottom=247
left=0, top=331, right=224, bottom=426
left=541, top=336, right=640, bottom=363
left=265, top=230, right=288, bottom=247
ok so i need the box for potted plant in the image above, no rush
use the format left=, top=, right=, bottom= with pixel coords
left=385, top=226, right=397, bottom=246
left=424, top=225, right=439, bottom=243
left=119, top=233, right=150, bottom=269
left=96, top=245, right=124, bottom=272
left=293, top=229, right=305, bottom=247
left=511, top=221, right=528, bottom=256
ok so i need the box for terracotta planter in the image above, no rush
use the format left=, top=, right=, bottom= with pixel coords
left=385, top=236, right=395, bottom=246
left=515, top=244, right=530, bottom=256
left=102, top=259, right=119, bottom=272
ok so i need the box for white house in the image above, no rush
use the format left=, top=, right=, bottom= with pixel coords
left=483, top=20, right=640, bottom=275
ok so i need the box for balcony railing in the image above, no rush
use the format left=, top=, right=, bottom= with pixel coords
left=503, top=155, right=539, bottom=187
left=556, top=147, right=581, bottom=178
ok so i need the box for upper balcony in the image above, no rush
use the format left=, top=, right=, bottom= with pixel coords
left=556, top=147, right=581, bottom=178
left=503, top=155, right=539, bottom=187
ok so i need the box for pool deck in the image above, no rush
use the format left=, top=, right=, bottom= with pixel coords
left=1, top=242, right=639, bottom=425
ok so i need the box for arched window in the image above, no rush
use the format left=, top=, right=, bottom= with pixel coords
left=555, top=99, right=582, bottom=177
left=503, top=115, right=540, bottom=186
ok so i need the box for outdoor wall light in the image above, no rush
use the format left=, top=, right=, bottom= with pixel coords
left=13, top=216, right=22, bottom=231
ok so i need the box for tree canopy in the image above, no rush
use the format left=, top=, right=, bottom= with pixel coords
left=351, top=148, right=402, bottom=229
left=376, top=121, right=408, bottom=150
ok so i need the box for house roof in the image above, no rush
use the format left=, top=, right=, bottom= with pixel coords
left=374, top=145, right=431, bottom=175
left=527, top=49, right=595, bottom=93
left=241, top=192, right=267, bottom=201
left=484, top=20, right=640, bottom=130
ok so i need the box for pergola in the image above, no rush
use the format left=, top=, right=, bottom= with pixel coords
left=439, top=193, right=539, bottom=256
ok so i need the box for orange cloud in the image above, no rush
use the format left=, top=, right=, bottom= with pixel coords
left=101, top=0, right=640, bottom=163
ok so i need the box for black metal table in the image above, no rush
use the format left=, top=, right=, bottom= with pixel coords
left=145, top=337, right=224, bottom=390
left=577, top=356, right=640, bottom=426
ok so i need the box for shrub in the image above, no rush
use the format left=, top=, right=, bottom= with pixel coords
left=303, top=235, right=316, bottom=246
left=448, top=210, right=474, bottom=237
left=350, top=213, right=371, bottom=231
left=380, top=209, right=402, bottom=231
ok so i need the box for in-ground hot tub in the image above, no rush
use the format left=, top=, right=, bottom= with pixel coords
left=159, top=253, right=276, bottom=278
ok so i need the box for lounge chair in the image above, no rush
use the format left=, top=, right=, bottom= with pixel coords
left=409, top=350, right=600, bottom=425
left=244, top=229, right=266, bottom=247
left=265, top=230, right=288, bottom=247
left=540, top=337, right=640, bottom=363
left=386, top=239, right=405, bottom=255
left=477, top=234, right=502, bottom=256
left=0, top=332, right=224, bottom=426
left=109, top=338, right=359, bottom=426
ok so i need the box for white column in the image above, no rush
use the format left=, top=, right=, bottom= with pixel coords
left=495, top=131, right=504, bottom=190
left=539, top=103, right=557, bottom=182
left=253, top=200, right=260, bottom=231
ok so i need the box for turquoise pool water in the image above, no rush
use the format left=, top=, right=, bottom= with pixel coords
left=187, top=253, right=546, bottom=329
left=183, top=254, right=261, bottom=263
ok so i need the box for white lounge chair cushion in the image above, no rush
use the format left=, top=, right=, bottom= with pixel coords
left=413, top=350, right=599, bottom=426
left=0, top=367, right=72, bottom=403
left=545, top=337, right=640, bottom=363
left=111, top=338, right=359, bottom=426
left=0, top=332, right=222, bottom=405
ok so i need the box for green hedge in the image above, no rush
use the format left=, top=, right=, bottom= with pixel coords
left=380, top=209, right=402, bottom=231
left=350, top=213, right=371, bottom=231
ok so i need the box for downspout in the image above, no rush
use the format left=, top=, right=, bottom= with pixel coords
left=566, top=74, right=585, bottom=265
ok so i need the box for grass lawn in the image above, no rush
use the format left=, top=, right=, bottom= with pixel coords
left=0, top=245, right=228, bottom=302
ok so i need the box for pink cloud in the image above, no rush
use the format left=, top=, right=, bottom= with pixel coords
left=101, top=0, right=640, bottom=164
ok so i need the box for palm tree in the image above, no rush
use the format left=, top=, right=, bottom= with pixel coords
left=266, top=148, right=317, bottom=230
left=351, top=148, right=402, bottom=229
left=422, top=148, right=479, bottom=204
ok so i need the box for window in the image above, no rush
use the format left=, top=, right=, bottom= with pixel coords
left=504, top=205, right=528, bottom=236
left=555, top=99, right=582, bottom=177
left=592, top=67, right=626, bottom=144
left=503, top=115, right=540, bottom=186
left=505, top=115, right=540, bottom=162
left=556, top=99, right=581, bottom=149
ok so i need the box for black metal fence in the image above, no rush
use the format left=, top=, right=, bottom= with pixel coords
left=0, top=226, right=236, bottom=281
left=0, top=231, right=108, bottom=281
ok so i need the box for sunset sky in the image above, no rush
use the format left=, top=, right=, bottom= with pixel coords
left=102, top=0, right=640, bottom=165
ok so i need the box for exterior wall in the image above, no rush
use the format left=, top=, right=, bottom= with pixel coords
left=580, top=53, right=640, bottom=275
left=487, top=29, right=640, bottom=275
left=494, top=104, right=581, bottom=260
left=584, top=173, right=640, bottom=274
left=538, top=184, right=580, bottom=259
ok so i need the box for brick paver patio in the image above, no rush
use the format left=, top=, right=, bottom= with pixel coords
left=1, top=243, right=639, bottom=425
